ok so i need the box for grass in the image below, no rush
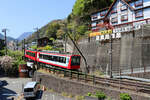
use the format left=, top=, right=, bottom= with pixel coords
left=92, top=70, right=104, bottom=77
left=75, top=95, right=84, bottom=100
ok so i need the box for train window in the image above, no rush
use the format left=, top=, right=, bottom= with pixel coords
left=51, top=56, right=54, bottom=61
left=53, top=56, right=56, bottom=61
left=33, top=53, right=35, bottom=57
left=56, top=56, right=59, bottom=62
left=46, top=55, right=49, bottom=60
left=59, top=57, right=63, bottom=63
left=63, top=58, right=66, bottom=63
left=71, top=56, right=81, bottom=66
left=39, top=54, right=43, bottom=58
left=66, top=58, right=69, bottom=63
left=43, top=55, right=47, bottom=60
left=48, top=55, right=52, bottom=60
left=55, top=56, right=58, bottom=62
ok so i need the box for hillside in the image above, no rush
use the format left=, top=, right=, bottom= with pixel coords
left=0, top=33, right=16, bottom=42
left=17, top=32, right=33, bottom=42
left=26, top=0, right=113, bottom=44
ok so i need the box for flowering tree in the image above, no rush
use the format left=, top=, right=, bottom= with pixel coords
left=0, top=56, right=14, bottom=74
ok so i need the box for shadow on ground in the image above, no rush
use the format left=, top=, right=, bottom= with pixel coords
left=0, top=81, right=17, bottom=100
left=36, top=90, right=43, bottom=99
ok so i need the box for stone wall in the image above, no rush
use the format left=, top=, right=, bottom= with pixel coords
left=33, top=72, right=150, bottom=100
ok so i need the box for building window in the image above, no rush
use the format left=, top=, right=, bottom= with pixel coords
left=111, top=17, right=118, bottom=23
left=121, top=5, right=127, bottom=11
left=111, top=7, right=117, bottom=14
left=100, top=10, right=107, bottom=16
left=121, top=14, right=128, bottom=21
left=135, top=10, right=143, bottom=18
left=92, top=14, right=98, bottom=20
left=135, top=0, right=143, bottom=7
left=92, top=16, right=98, bottom=20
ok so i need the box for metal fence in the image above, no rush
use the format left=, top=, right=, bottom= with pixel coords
left=39, top=63, right=150, bottom=94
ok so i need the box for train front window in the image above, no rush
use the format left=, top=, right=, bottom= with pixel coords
left=71, top=56, right=81, bottom=66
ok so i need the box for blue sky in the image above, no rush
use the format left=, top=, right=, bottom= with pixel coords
left=0, top=0, right=76, bottom=39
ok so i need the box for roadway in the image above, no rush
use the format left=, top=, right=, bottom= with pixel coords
left=0, top=77, right=73, bottom=100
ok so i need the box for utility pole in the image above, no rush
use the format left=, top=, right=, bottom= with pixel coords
left=68, top=30, right=89, bottom=73
left=109, top=34, right=113, bottom=78
left=22, top=40, right=24, bottom=53
left=34, top=27, right=39, bottom=70
left=24, top=39, right=26, bottom=56
left=34, top=27, right=39, bottom=48
left=16, top=40, right=18, bottom=51
left=2, top=29, right=7, bottom=55
left=64, top=33, right=67, bottom=53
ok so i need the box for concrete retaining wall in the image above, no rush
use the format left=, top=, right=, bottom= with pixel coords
left=33, top=72, right=150, bottom=100
left=75, top=25, right=150, bottom=77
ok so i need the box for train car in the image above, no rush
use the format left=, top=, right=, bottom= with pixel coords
left=37, top=51, right=81, bottom=69
left=25, top=49, right=37, bottom=61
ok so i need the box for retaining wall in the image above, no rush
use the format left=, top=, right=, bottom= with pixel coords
left=33, top=72, right=150, bottom=100
left=75, top=25, right=150, bottom=77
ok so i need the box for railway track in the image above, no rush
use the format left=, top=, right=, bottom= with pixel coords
left=39, top=64, right=150, bottom=94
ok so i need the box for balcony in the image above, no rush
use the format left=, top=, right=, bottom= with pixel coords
left=121, top=5, right=128, bottom=11
left=135, top=1, right=143, bottom=7
left=111, top=10, right=117, bottom=14
left=121, top=15, right=128, bottom=21
left=135, top=10, right=143, bottom=18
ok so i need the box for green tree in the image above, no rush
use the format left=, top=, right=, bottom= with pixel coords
left=46, top=22, right=60, bottom=39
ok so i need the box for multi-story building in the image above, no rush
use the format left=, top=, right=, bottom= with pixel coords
left=90, top=0, right=150, bottom=40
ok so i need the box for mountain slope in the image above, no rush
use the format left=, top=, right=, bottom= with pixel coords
left=0, top=33, right=15, bottom=42
left=17, top=32, right=33, bottom=42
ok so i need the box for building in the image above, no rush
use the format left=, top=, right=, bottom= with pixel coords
left=90, top=0, right=150, bottom=40
left=37, top=37, right=53, bottom=47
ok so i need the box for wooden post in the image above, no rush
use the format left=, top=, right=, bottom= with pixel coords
left=64, top=70, right=66, bottom=77
left=93, top=75, right=95, bottom=85
left=70, top=70, right=72, bottom=79
left=77, top=71, right=80, bottom=80
left=131, top=67, right=133, bottom=74
left=84, top=73, right=87, bottom=83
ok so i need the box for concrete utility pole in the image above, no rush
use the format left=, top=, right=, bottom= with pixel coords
left=22, top=40, right=24, bottom=52
left=24, top=39, right=26, bottom=56
left=16, top=40, right=18, bottom=50
left=2, top=29, right=8, bottom=55
left=34, top=27, right=39, bottom=70
left=34, top=27, right=39, bottom=48
left=109, top=34, right=113, bottom=78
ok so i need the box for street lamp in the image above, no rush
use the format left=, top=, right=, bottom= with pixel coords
left=2, top=29, right=8, bottom=55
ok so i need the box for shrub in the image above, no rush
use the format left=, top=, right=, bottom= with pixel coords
left=120, top=93, right=132, bottom=100
left=87, top=92, right=92, bottom=96
left=95, top=91, right=106, bottom=100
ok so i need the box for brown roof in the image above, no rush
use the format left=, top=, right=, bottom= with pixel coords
left=104, top=0, right=135, bottom=18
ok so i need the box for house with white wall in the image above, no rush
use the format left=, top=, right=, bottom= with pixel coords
left=90, top=0, right=150, bottom=40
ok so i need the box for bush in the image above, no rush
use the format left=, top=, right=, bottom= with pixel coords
left=95, top=91, right=106, bottom=100
left=120, top=93, right=132, bottom=100
left=87, top=92, right=92, bottom=96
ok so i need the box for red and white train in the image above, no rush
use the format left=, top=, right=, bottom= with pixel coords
left=25, top=49, right=81, bottom=70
